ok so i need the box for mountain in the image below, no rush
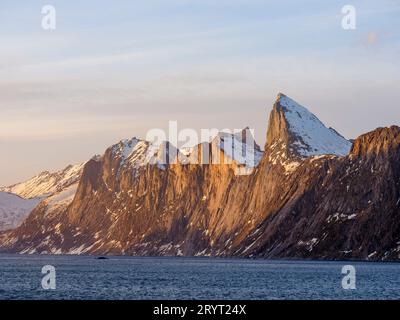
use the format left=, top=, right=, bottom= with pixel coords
left=0, top=163, right=85, bottom=233
left=235, top=125, right=400, bottom=260
left=264, top=93, right=352, bottom=175
left=0, top=93, right=399, bottom=261
left=0, top=163, right=85, bottom=199
left=0, top=192, right=40, bottom=231
left=266, top=93, right=351, bottom=157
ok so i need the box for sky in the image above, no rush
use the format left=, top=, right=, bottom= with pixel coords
left=0, top=0, right=399, bottom=185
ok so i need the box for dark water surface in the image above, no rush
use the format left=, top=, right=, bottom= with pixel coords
left=0, top=254, right=399, bottom=300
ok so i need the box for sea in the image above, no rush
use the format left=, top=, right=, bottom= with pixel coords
left=0, top=254, right=399, bottom=300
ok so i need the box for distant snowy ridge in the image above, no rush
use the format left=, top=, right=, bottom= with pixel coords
left=0, top=163, right=85, bottom=199
left=0, top=192, right=40, bottom=231
left=0, top=163, right=85, bottom=231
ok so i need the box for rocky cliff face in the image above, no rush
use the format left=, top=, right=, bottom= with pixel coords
left=1, top=94, right=399, bottom=261
left=237, top=127, right=400, bottom=260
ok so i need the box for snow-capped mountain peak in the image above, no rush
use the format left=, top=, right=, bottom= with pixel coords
left=266, top=93, right=352, bottom=158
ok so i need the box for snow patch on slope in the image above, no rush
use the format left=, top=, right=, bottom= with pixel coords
left=45, top=183, right=79, bottom=215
